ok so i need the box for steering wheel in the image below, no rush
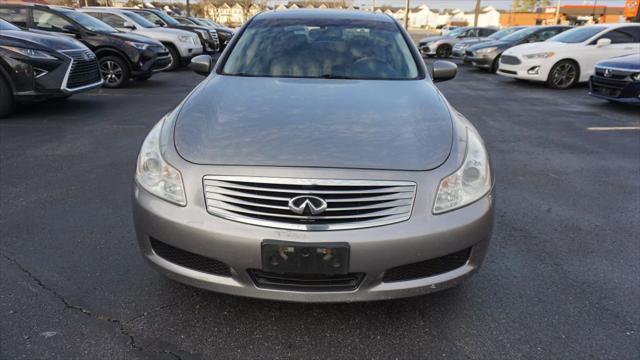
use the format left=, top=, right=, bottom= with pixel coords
left=351, top=57, right=397, bottom=78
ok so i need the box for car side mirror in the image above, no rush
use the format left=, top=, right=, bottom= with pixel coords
left=62, top=24, right=80, bottom=34
left=155, top=20, right=165, bottom=27
left=432, top=60, right=457, bottom=82
left=596, top=38, right=611, bottom=47
left=123, top=21, right=136, bottom=30
left=190, top=54, right=212, bottom=76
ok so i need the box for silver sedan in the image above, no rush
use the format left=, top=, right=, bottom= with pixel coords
left=132, top=10, right=494, bottom=302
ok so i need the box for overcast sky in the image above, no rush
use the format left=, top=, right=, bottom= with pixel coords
left=264, top=0, right=628, bottom=11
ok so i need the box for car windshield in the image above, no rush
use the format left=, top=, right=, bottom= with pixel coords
left=0, top=18, right=19, bottom=30
left=447, top=27, right=468, bottom=37
left=500, top=27, right=538, bottom=42
left=152, top=11, right=180, bottom=26
left=122, top=10, right=156, bottom=28
left=222, top=18, right=419, bottom=80
left=547, top=26, right=605, bottom=43
left=489, top=27, right=523, bottom=40
left=62, top=10, right=117, bottom=33
left=189, top=18, right=208, bottom=26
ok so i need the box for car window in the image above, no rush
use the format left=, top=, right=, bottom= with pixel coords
left=32, top=9, right=74, bottom=33
left=222, top=18, right=419, bottom=80
left=600, top=27, right=640, bottom=44
left=175, top=17, right=193, bottom=25
left=536, top=29, right=562, bottom=41
left=548, top=26, right=604, bottom=43
left=501, top=27, right=539, bottom=42
left=61, top=9, right=116, bottom=33
left=135, top=11, right=166, bottom=26
left=0, top=18, right=19, bottom=30
left=0, top=8, right=28, bottom=28
left=479, top=28, right=494, bottom=37
left=465, top=28, right=479, bottom=37
left=99, top=13, right=128, bottom=28
left=122, top=11, right=156, bottom=28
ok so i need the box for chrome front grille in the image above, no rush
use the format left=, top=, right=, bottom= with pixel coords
left=203, top=176, right=417, bottom=231
left=60, top=49, right=101, bottom=89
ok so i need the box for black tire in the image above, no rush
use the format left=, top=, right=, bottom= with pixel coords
left=164, top=45, right=180, bottom=71
left=0, top=76, right=15, bottom=118
left=547, top=60, right=579, bottom=89
left=99, top=55, right=130, bottom=88
left=134, top=74, right=153, bottom=81
left=490, top=56, right=500, bottom=73
left=436, top=44, right=452, bottom=58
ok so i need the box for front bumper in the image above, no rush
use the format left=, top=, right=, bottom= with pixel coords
left=496, top=58, right=551, bottom=82
left=589, top=76, right=640, bottom=103
left=419, top=44, right=437, bottom=56
left=133, top=179, right=494, bottom=302
left=466, top=53, right=496, bottom=69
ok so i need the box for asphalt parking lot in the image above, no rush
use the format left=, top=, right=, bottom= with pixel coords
left=1, top=61, right=639, bottom=359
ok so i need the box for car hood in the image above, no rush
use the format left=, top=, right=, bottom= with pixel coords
left=596, top=53, right=640, bottom=70
left=504, top=41, right=568, bottom=55
left=109, top=31, right=160, bottom=45
left=456, top=38, right=488, bottom=46
left=143, top=27, right=195, bottom=37
left=174, top=76, right=454, bottom=171
left=469, top=40, right=509, bottom=50
left=1, top=30, right=85, bottom=50
left=419, top=35, right=449, bottom=43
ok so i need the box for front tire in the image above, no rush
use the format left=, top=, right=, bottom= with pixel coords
left=164, top=45, right=180, bottom=71
left=547, top=60, right=579, bottom=89
left=0, top=76, right=14, bottom=118
left=99, top=55, right=130, bottom=88
left=490, top=56, right=500, bottom=73
left=436, top=44, right=452, bottom=58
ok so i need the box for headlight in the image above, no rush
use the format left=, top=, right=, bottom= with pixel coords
left=125, top=41, right=149, bottom=50
left=178, top=35, right=190, bottom=42
left=433, top=129, right=491, bottom=214
left=631, top=73, right=640, bottom=81
left=135, top=117, right=186, bottom=206
left=0, top=45, right=57, bottom=60
left=475, top=47, right=497, bottom=55
left=523, top=52, right=555, bottom=59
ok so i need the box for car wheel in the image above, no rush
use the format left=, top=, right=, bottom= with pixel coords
left=547, top=60, right=579, bottom=89
left=164, top=45, right=180, bottom=71
left=490, top=56, right=500, bottom=73
left=0, top=76, right=15, bottom=118
left=99, top=56, right=130, bottom=89
left=436, top=44, right=452, bottom=58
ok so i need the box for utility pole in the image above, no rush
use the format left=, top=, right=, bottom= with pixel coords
left=554, top=0, right=561, bottom=24
left=473, top=0, right=481, bottom=27
left=404, top=0, right=410, bottom=29
left=186, top=0, right=191, bottom=17
left=372, top=0, right=376, bottom=12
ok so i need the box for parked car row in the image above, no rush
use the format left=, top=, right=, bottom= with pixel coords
left=0, top=3, right=235, bottom=117
left=421, top=23, right=640, bottom=102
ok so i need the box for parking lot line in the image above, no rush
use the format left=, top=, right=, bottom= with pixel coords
left=587, top=126, right=640, bottom=131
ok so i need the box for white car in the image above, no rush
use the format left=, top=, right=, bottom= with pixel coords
left=79, top=8, right=202, bottom=71
left=497, top=23, right=640, bottom=89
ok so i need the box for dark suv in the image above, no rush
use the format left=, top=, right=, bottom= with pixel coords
left=0, top=4, right=170, bottom=88
left=0, top=19, right=102, bottom=117
left=130, top=8, right=219, bottom=53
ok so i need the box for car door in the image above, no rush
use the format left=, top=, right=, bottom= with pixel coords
left=583, top=27, right=640, bottom=77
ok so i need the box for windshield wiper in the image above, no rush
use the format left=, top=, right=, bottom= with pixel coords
left=318, top=74, right=354, bottom=79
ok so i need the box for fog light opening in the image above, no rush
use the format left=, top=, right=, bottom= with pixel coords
left=527, top=66, right=540, bottom=75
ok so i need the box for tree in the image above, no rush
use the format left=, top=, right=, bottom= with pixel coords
left=512, top=0, right=550, bottom=12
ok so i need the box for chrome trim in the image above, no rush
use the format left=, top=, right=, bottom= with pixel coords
left=202, top=176, right=417, bottom=231
left=595, top=66, right=639, bottom=73
left=59, top=49, right=103, bottom=93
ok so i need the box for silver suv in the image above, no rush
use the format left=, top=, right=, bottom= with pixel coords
left=132, top=10, right=494, bottom=302
left=419, top=26, right=498, bottom=58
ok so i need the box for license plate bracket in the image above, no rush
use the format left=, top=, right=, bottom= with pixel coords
left=261, top=240, right=350, bottom=275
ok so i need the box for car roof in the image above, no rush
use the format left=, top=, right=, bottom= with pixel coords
left=255, top=9, right=394, bottom=23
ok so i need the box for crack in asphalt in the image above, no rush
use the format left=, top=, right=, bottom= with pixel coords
left=1, top=252, right=191, bottom=360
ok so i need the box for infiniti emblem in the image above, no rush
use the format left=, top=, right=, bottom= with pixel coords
left=288, top=195, right=328, bottom=215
